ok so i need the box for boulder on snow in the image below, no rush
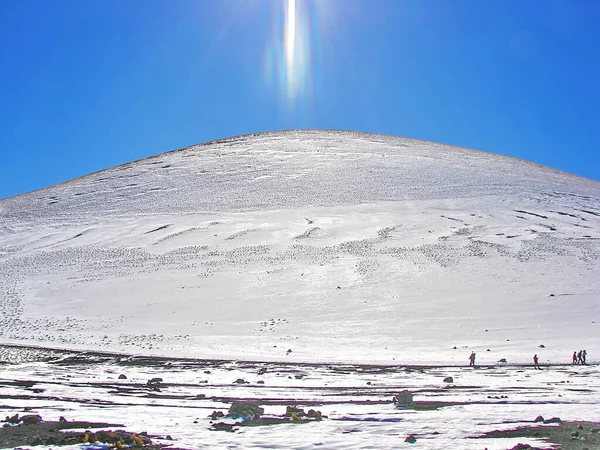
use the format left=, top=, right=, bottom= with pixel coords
left=393, top=390, right=414, bottom=407
left=227, top=401, right=264, bottom=420
left=118, top=374, right=127, bottom=380
left=20, top=414, right=42, bottom=425
left=443, top=376, right=454, bottom=383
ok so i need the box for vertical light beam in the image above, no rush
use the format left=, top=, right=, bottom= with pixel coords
left=285, top=0, right=297, bottom=97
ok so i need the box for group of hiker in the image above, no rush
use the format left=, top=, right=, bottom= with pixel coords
left=468, top=350, right=590, bottom=368
left=573, top=350, right=587, bottom=365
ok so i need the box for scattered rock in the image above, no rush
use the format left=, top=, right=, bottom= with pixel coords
left=257, top=367, right=267, bottom=375
left=405, top=434, right=417, bottom=443
left=257, top=380, right=265, bottom=384
left=509, top=444, right=533, bottom=450
left=285, top=406, right=306, bottom=417
left=539, top=344, right=545, bottom=348
left=210, top=411, right=225, bottom=420
left=534, top=415, right=544, bottom=423
left=118, top=374, right=127, bottom=380
left=4, top=414, right=19, bottom=424
left=443, top=377, right=454, bottom=383
left=498, top=358, right=507, bottom=363
left=234, top=378, right=247, bottom=384
left=59, top=416, right=67, bottom=423
left=204, top=370, right=211, bottom=374
left=165, top=435, right=173, bottom=440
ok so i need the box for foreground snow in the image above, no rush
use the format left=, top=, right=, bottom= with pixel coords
left=0, top=130, right=599, bottom=364
left=0, top=346, right=599, bottom=450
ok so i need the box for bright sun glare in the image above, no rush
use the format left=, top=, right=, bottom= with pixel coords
left=264, top=0, right=318, bottom=103
left=284, top=0, right=302, bottom=101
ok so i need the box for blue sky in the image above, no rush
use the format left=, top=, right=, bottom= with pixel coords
left=1, top=0, right=599, bottom=199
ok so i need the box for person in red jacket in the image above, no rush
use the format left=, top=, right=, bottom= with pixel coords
left=533, top=354, right=540, bottom=369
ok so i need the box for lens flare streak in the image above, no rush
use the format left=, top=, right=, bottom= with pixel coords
left=266, top=0, right=312, bottom=103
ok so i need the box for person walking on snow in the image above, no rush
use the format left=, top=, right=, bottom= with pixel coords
left=533, top=354, right=540, bottom=369
left=469, top=352, right=476, bottom=366
left=577, top=350, right=583, bottom=364
left=573, top=351, right=578, bottom=365
left=582, top=350, right=587, bottom=365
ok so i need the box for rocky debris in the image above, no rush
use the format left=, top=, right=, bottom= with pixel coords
left=257, top=367, right=267, bottom=375
left=118, top=374, right=127, bottom=379
left=211, top=422, right=237, bottom=432
left=534, top=415, right=544, bottom=423
left=443, top=376, right=453, bottom=383
left=2, top=414, right=42, bottom=426
left=210, top=404, right=323, bottom=432
left=509, top=444, right=538, bottom=450
left=498, top=358, right=507, bottom=363
left=0, top=418, right=157, bottom=449
left=234, top=378, right=248, bottom=384
left=3, top=414, right=20, bottom=425
left=59, top=416, right=67, bottom=423
left=539, top=344, right=545, bottom=348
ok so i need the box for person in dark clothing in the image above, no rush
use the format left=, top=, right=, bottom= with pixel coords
left=572, top=351, right=578, bottom=365
left=533, top=354, right=540, bottom=369
left=582, top=350, right=587, bottom=365
left=469, top=352, right=476, bottom=366
left=577, top=350, right=583, bottom=364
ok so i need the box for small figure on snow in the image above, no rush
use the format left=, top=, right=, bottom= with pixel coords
left=577, top=350, right=583, bottom=365
left=469, top=351, right=476, bottom=366
left=572, top=351, right=578, bottom=365
left=582, top=349, right=587, bottom=365
left=533, top=354, right=540, bottom=370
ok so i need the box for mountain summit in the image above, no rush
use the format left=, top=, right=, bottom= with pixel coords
left=1, top=130, right=599, bottom=363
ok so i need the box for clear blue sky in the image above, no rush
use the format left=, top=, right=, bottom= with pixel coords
left=1, top=0, right=599, bottom=199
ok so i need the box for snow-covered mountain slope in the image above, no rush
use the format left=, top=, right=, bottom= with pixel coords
left=1, top=130, right=599, bottom=364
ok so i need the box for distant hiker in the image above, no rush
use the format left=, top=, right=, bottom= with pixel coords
left=572, top=351, right=578, bottom=365
left=582, top=350, right=587, bottom=365
left=469, top=352, right=476, bottom=366
left=533, top=354, right=540, bottom=369
left=577, top=350, right=583, bottom=365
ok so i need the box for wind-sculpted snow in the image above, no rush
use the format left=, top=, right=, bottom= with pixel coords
left=0, top=130, right=599, bottom=366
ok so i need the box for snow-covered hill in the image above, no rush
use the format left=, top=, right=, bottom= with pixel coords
left=1, top=130, right=599, bottom=364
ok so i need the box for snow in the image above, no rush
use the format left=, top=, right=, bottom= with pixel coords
left=1, top=130, right=598, bottom=365
left=0, top=350, right=598, bottom=449
left=0, top=129, right=599, bottom=447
